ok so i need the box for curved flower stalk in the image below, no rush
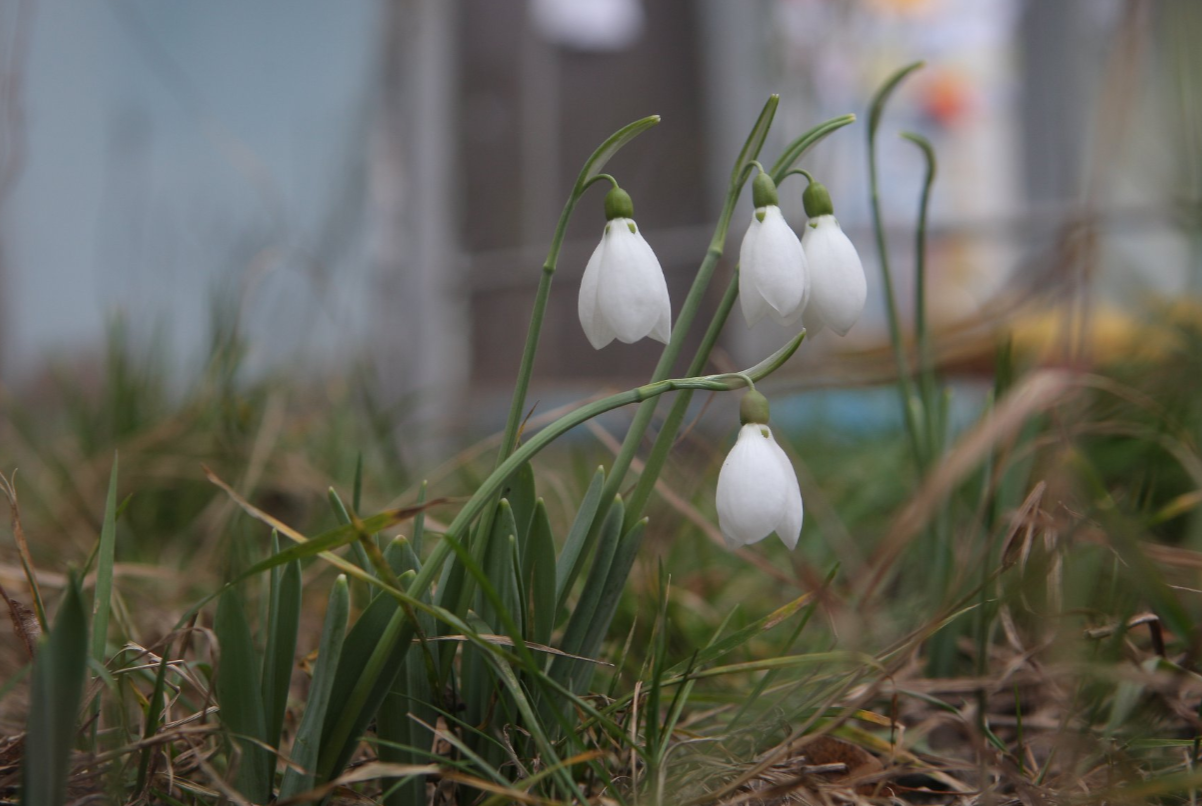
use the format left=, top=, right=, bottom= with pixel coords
left=716, top=389, right=803, bottom=549
left=738, top=171, right=808, bottom=327
left=578, top=186, right=672, bottom=349
left=800, top=176, right=867, bottom=336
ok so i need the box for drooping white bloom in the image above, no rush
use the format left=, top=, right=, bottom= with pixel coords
left=801, top=215, right=867, bottom=336
left=578, top=193, right=671, bottom=350
left=715, top=423, right=803, bottom=550
left=799, top=178, right=867, bottom=337
left=738, top=205, right=809, bottom=327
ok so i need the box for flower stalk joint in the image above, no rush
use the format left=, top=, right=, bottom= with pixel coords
left=739, top=389, right=771, bottom=426
left=751, top=171, right=780, bottom=211
left=802, top=178, right=835, bottom=219
left=604, top=187, right=635, bottom=221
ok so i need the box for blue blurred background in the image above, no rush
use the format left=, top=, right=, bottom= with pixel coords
left=1, top=0, right=1197, bottom=436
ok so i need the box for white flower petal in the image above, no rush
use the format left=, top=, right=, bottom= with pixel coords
left=766, top=435, right=803, bottom=549
left=738, top=207, right=807, bottom=327
left=578, top=236, right=616, bottom=349
left=802, top=215, right=866, bottom=336
left=800, top=307, right=826, bottom=336
left=650, top=283, right=672, bottom=344
left=716, top=423, right=802, bottom=548
left=596, top=219, right=671, bottom=344
left=738, top=267, right=773, bottom=327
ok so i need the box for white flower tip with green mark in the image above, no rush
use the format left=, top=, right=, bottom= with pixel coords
left=738, top=206, right=808, bottom=328
left=715, top=423, right=803, bottom=550
left=801, top=215, right=866, bottom=337
left=579, top=218, right=671, bottom=350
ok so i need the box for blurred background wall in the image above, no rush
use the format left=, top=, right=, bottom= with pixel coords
left=0, top=0, right=1198, bottom=430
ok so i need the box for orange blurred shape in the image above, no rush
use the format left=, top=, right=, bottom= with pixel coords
left=921, top=69, right=973, bottom=127
left=868, top=0, right=935, bottom=15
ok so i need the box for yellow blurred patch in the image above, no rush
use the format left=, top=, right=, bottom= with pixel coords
left=1006, top=300, right=1202, bottom=364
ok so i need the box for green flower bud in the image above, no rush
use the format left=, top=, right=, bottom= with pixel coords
left=802, top=179, right=834, bottom=218
left=751, top=172, right=779, bottom=209
left=739, top=389, right=771, bottom=426
left=604, top=187, right=635, bottom=221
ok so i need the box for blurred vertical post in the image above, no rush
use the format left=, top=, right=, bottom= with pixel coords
left=371, top=0, right=467, bottom=458
left=0, top=0, right=34, bottom=382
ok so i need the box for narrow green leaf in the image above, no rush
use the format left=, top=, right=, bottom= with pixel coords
left=353, top=453, right=364, bottom=513
left=262, top=557, right=300, bottom=759
left=571, top=115, right=661, bottom=195
left=433, top=534, right=469, bottom=681
left=571, top=518, right=647, bottom=693
left=731, top=94, right=780, bottom=184
left=23, top=576, right=89, bottom=806
left=869, top=61, right=925, bottom=139
left=864, top=62, right=925, bottom=467
left=135, top=630, right=178, bottom=795
left=551, top=497, right=625, bottom=705
left=378, top=643, right=437, bottom=805
left=479, top=499, right=521, bottom=633
left=376, top=536, right=438, bottom=806
left=554, top=466, right=606, bottom=610
left=768, top=114, right=858, bottom=183
left=279, top=575, right=350, bottom=800
left=645, top=564, right=670, bottom=756
left=317, top=610, right=417, bottom=785
left=90, top=454, right=119, bottom=667
left=507, top=461, right=537, bottom=558
left=260, top=532, right=282, bottom=740
left=215, top=587, right=271, bottom=803
left=316, top=539, right=417, bottom=783
left=527, top=500, right=557, bottom=647
left=411, top=480, right=428, bottom=557
left=464, top=501, right=523, bottom=749
left=329, top=487, right=372, bottom=573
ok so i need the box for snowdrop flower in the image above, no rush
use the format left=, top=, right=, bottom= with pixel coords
left=715, top=390, right=803, bottom=550
left=738, top=172, right=808, bottom=327
left=578, top=187, right=672, bottom=350
left=800, top=179, right=866, bottom=336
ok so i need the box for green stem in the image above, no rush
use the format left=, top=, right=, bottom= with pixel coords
left=495, top=203, right=574, bottom=470
left=867, top=62, right=926, bottom=467
left=780, top=168, right=815, bottom=185
left=902, top=131, right=939, bottom=462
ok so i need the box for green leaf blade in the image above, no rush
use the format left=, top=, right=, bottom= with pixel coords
left=555, top=466, right=606, bottom=610
left=23, top=577, right=89, bottom=806
left=868, top=61, right=925, bottom=139
left=215, top=587, right=271, bottom=803
left=731, top=94, right=780, bottom=184
left=572, top=115, right=661, bottom=195
left=90, top=455, right=119, bottom=667
left=262, top=557, right=301, bottom=758
left=769, top=114, right=858, bottom=184
left=279, top=575, right=350, bottom=800
left=527, top=500, right=557, bottom=647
